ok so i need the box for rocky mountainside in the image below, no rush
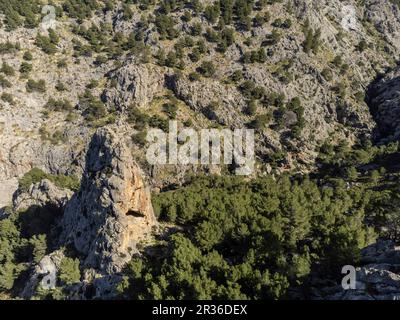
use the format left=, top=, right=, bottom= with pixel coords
left=1, top=0, right=400, bottom=300
left=309, top=240, right=400, bottom=300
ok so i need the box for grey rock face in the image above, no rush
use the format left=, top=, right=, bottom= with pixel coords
left=364, top=0, right=400, bottom=53
left=61, top=127, right=157, bottom=274
left=103, top=61, right=165, bottom=110
left=168, top=74, right=246, bottom=128
left=313, top=240, right=400, bottom=300
left=12, top=179, right=73, bottom=213
left=367, top=67, right=400, bottom=140
left=21, top=250, right=65, bottom=299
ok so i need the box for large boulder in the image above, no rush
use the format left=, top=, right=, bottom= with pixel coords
left=12, top=179, right=73, bottom=213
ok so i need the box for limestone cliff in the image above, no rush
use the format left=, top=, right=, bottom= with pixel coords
left=61, top=127, right=157, bottom=274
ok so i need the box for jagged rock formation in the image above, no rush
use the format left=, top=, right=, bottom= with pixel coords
left=61, top=127, right=157, bottom=274
left=12, top=179, right=73, bottom=212
left=168, top=74, right=247, bottom=127
left=21, top=250, right=65, bottom=299
left=102, top=61, right=166, bottom=111
left=364, top=0, right=400, bottom=50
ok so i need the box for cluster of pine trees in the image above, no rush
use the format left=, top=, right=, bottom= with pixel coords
left=115, top=138, right=400, bottom=300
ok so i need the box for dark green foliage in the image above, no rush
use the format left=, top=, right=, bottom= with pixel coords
left=248, top=113, right=271, bottom=129
left=132, top=131, right=148, bottom=147
left=272, top=18, right=292, bottom=29
left=230, top=70, right=243, bottom=83
left=62, top=0, right=99, bottom=21
left=205, top=27, right=220, bottom=43
left=253, top=12, right=269, bottom=27
left=357, top=40, right=368, bottom=52
left=55, top=81, right=67, bottom=92
left=242, top=48, right=266, bottom=63
left=0, top=0, right=41, bottom=30
left=245, top=99, right=257, bottom=115
left=163, top=102, right=178, bottom=119
left=321, top=68, right=333, bottom=81
left=204, top=3, right=220, bottom=24
left=19, top=62, right=33, bottom=75
left=35, top=30, right=59, bottom=54
left=30, top=235, right=47, bottom=264
left=23, top=51, right=33, bottom=61
left=120, top=173, right=377, bottom=299
left=287, top=97, right=305, bottom=138
left=1, top=93, right=15, bottom=105
left=302, top=19, right=321, bottom=54
left=18, top=168, right=80, bottom=192
left=0, top=41, right=20, bottom=55
left=148, top=115, right=169, bottom=131
left=0, top=75, right=12, bottom=88
left=191, top=22, right=203, bottom=36
left=264, top=29, right=282, bottom=46
left=45, top=98, right=74, bottom=112
left=59, top=258, right=80, bottom=285
left=155, top=14, right=178, bottom=39
left=333, top=82, right=347, bottom=99
left=1, top=62, right=15, bottom=76
left=240, top=80, right=266, bottom=100
left=0, top=189, right=73, bottom=294
left=78, top=89, right=107, bottom=122
left=189, top=72, right=200, bottom=81
left=26, top=79, right=46, bottom=93
left=198, top=61, right=216, bottom=77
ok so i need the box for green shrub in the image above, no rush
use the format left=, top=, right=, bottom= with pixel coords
left=0, top=62, right=15, bottom=76
left=198, top=61, right=216, bottom=77
left=1, top=93, right=15, bottom=105
left=26, top=79, right=46, bottom=93
left=19, top=62, right=32, bottom=75
left=23, top=51, right=33, bottom=61
left=0, top=75, right=12, bottom=88
left=18, top=168, right=80, bottom=192
left=59, top=257, right=80, bottom=285
left=120, top=173, right=377, bottom=300
left=45, top=98, right=74, bottom=112
left=78, top=90, right=107, bottom=122
left=35, top=33, right=57, bottom=55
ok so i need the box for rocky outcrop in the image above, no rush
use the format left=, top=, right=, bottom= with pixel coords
left=365, top=0, right=400, bottom=53
left=12, top=179, right=73, bottom=212
left=102, top=61, right=165, bottom=110
left=61, top=127, right=157, bottom=274
left=21, top=250, right=65, bottom=299
left=311, top=240, right=400, bottom=300
left=168, top=74, right=246, bottom=128
left=367, top=67, right=400, bottom=140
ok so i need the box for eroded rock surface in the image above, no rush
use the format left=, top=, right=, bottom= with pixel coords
left=103, top=61, right=166, bottom=110
left=61, top=127, right=157, bottom=274
left=13, top=179, right=73, bottom=213
left=368, top=67, right=400, bottom=140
